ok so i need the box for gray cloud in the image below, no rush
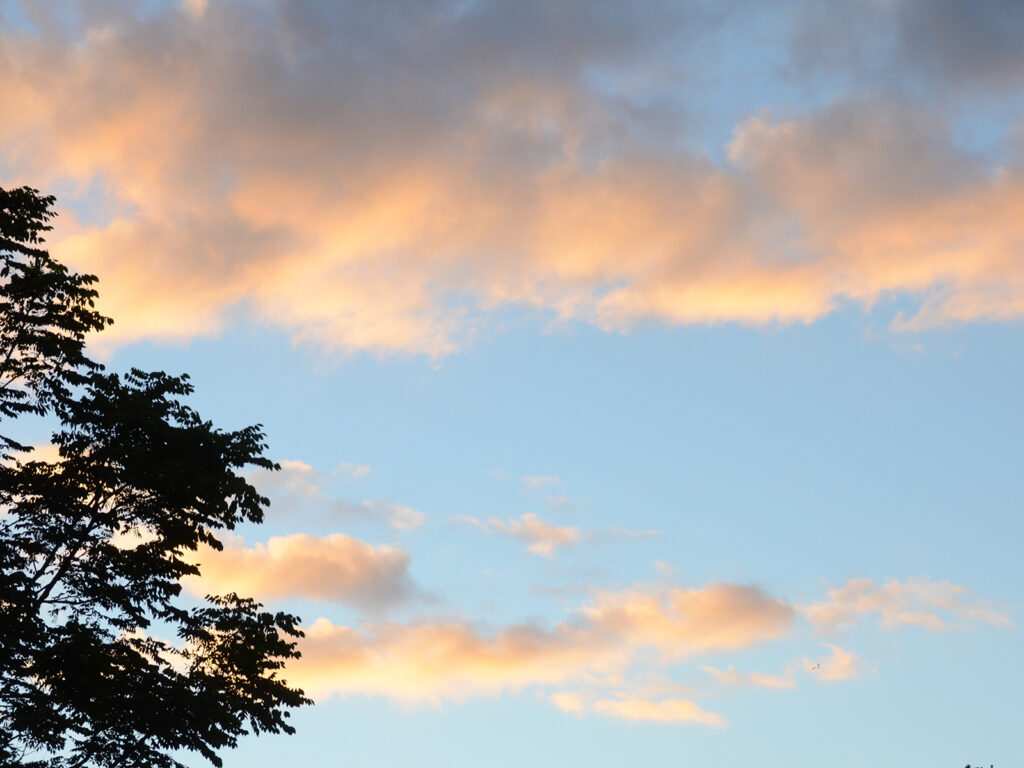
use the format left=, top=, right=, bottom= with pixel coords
left=787, top=0, right=1024, bottom=93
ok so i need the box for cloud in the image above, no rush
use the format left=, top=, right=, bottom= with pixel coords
left=452, top=513, right=581, bottom=556
left=288, top=614, right=615, bottom=703
left=552, top=678, right=725, bottom=724
left=1, top=4, right=1023, bottom=358
left=270, top=573, right=1008, bottom=717
left=583, top=583, right=796, bottom=656
left=703, top=665, right=796, bottom=690
left=384, top=504, right=427, bottom=531
left=591, top=696, right=724, bottom=727
left=489, top=513, right=582, bottom=557
left=257, top=460, right=425, bottom=530
left=448, top=514, right=490, bottom=531
left=288, top=580, right=796, bottom=704
left=804, top=643, right=860, bottom=682
left=789, top=0, right=1024, bottom=91
left=454, top=513, right=659, bottom=555
left=183, top=533, right=422, bottom=611
left=804, top=577, right=1011, bottom=633
left=180, top=0, right=209, bottom=22
left=336, top=462, right=372, bottom=479
left=550, top=691, right=586, bottom=715
left=895, top=0, right=1024, bottom=88
left=272, top=459, right=322, bottom=495
left=521, top=475, right=559, bottom=489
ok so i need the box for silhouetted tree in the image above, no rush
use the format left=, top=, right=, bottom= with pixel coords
left=0, top=187, right=109, bottom=456
left=0, top=187, right=310, bottom=768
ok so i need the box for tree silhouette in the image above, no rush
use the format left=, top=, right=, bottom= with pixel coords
left=0, top=187, right=109, bottom=456
left=0, top=187, right=311, bottom=768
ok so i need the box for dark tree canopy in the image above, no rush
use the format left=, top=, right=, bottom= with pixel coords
left=0, top=187, right=109, bottom=455
left=0, top=187, right=311, bottom=768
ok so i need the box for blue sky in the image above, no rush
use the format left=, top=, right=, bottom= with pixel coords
left=2, top=1, right=1022, bottom=765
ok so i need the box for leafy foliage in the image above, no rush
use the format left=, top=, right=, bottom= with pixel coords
left=0, top=188, right=311, bottom=768
left=0, top=187, right=110, bottom=455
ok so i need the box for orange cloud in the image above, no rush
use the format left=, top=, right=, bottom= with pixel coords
left=219, top=572, right=1006, bottom=716
left=287, top=580, right=795, bottom=703
left=183, top=533, right=421, bottom=611
left=584, top=583, right=796, bottom=656
left=288, top=615, right=614, bottom=703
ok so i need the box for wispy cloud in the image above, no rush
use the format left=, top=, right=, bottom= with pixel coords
left=551, top=677, right=722, bottom=725
left=703, top=665, right=796, bottom=690
left=257, top=460, right=425, bottom=530
left=521, top=475, right=560, bottom=489
left=803, top=577, right=1011, bottom=633
left=452, top=513, right=582, bottom=557
left=590, top=696, right=724, bottom=727
left=489, top=513, right=582, bottom=557
left=336, top=461, right=372, bottom=479
left=804, top=644, right=861, bottom=682
left=452, top=513, right=659, bottom=555
left=549, top=691, right=587, bottom=715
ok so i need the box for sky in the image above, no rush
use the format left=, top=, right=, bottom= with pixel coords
left=2, top=0, right=1023, bottom=765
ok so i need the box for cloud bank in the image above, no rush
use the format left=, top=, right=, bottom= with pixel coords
left=288, top=580, right=794, bottom=703
left=274, top=575, right=1005, bottom=722
left=1, top=1, right=1023, bottom=356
